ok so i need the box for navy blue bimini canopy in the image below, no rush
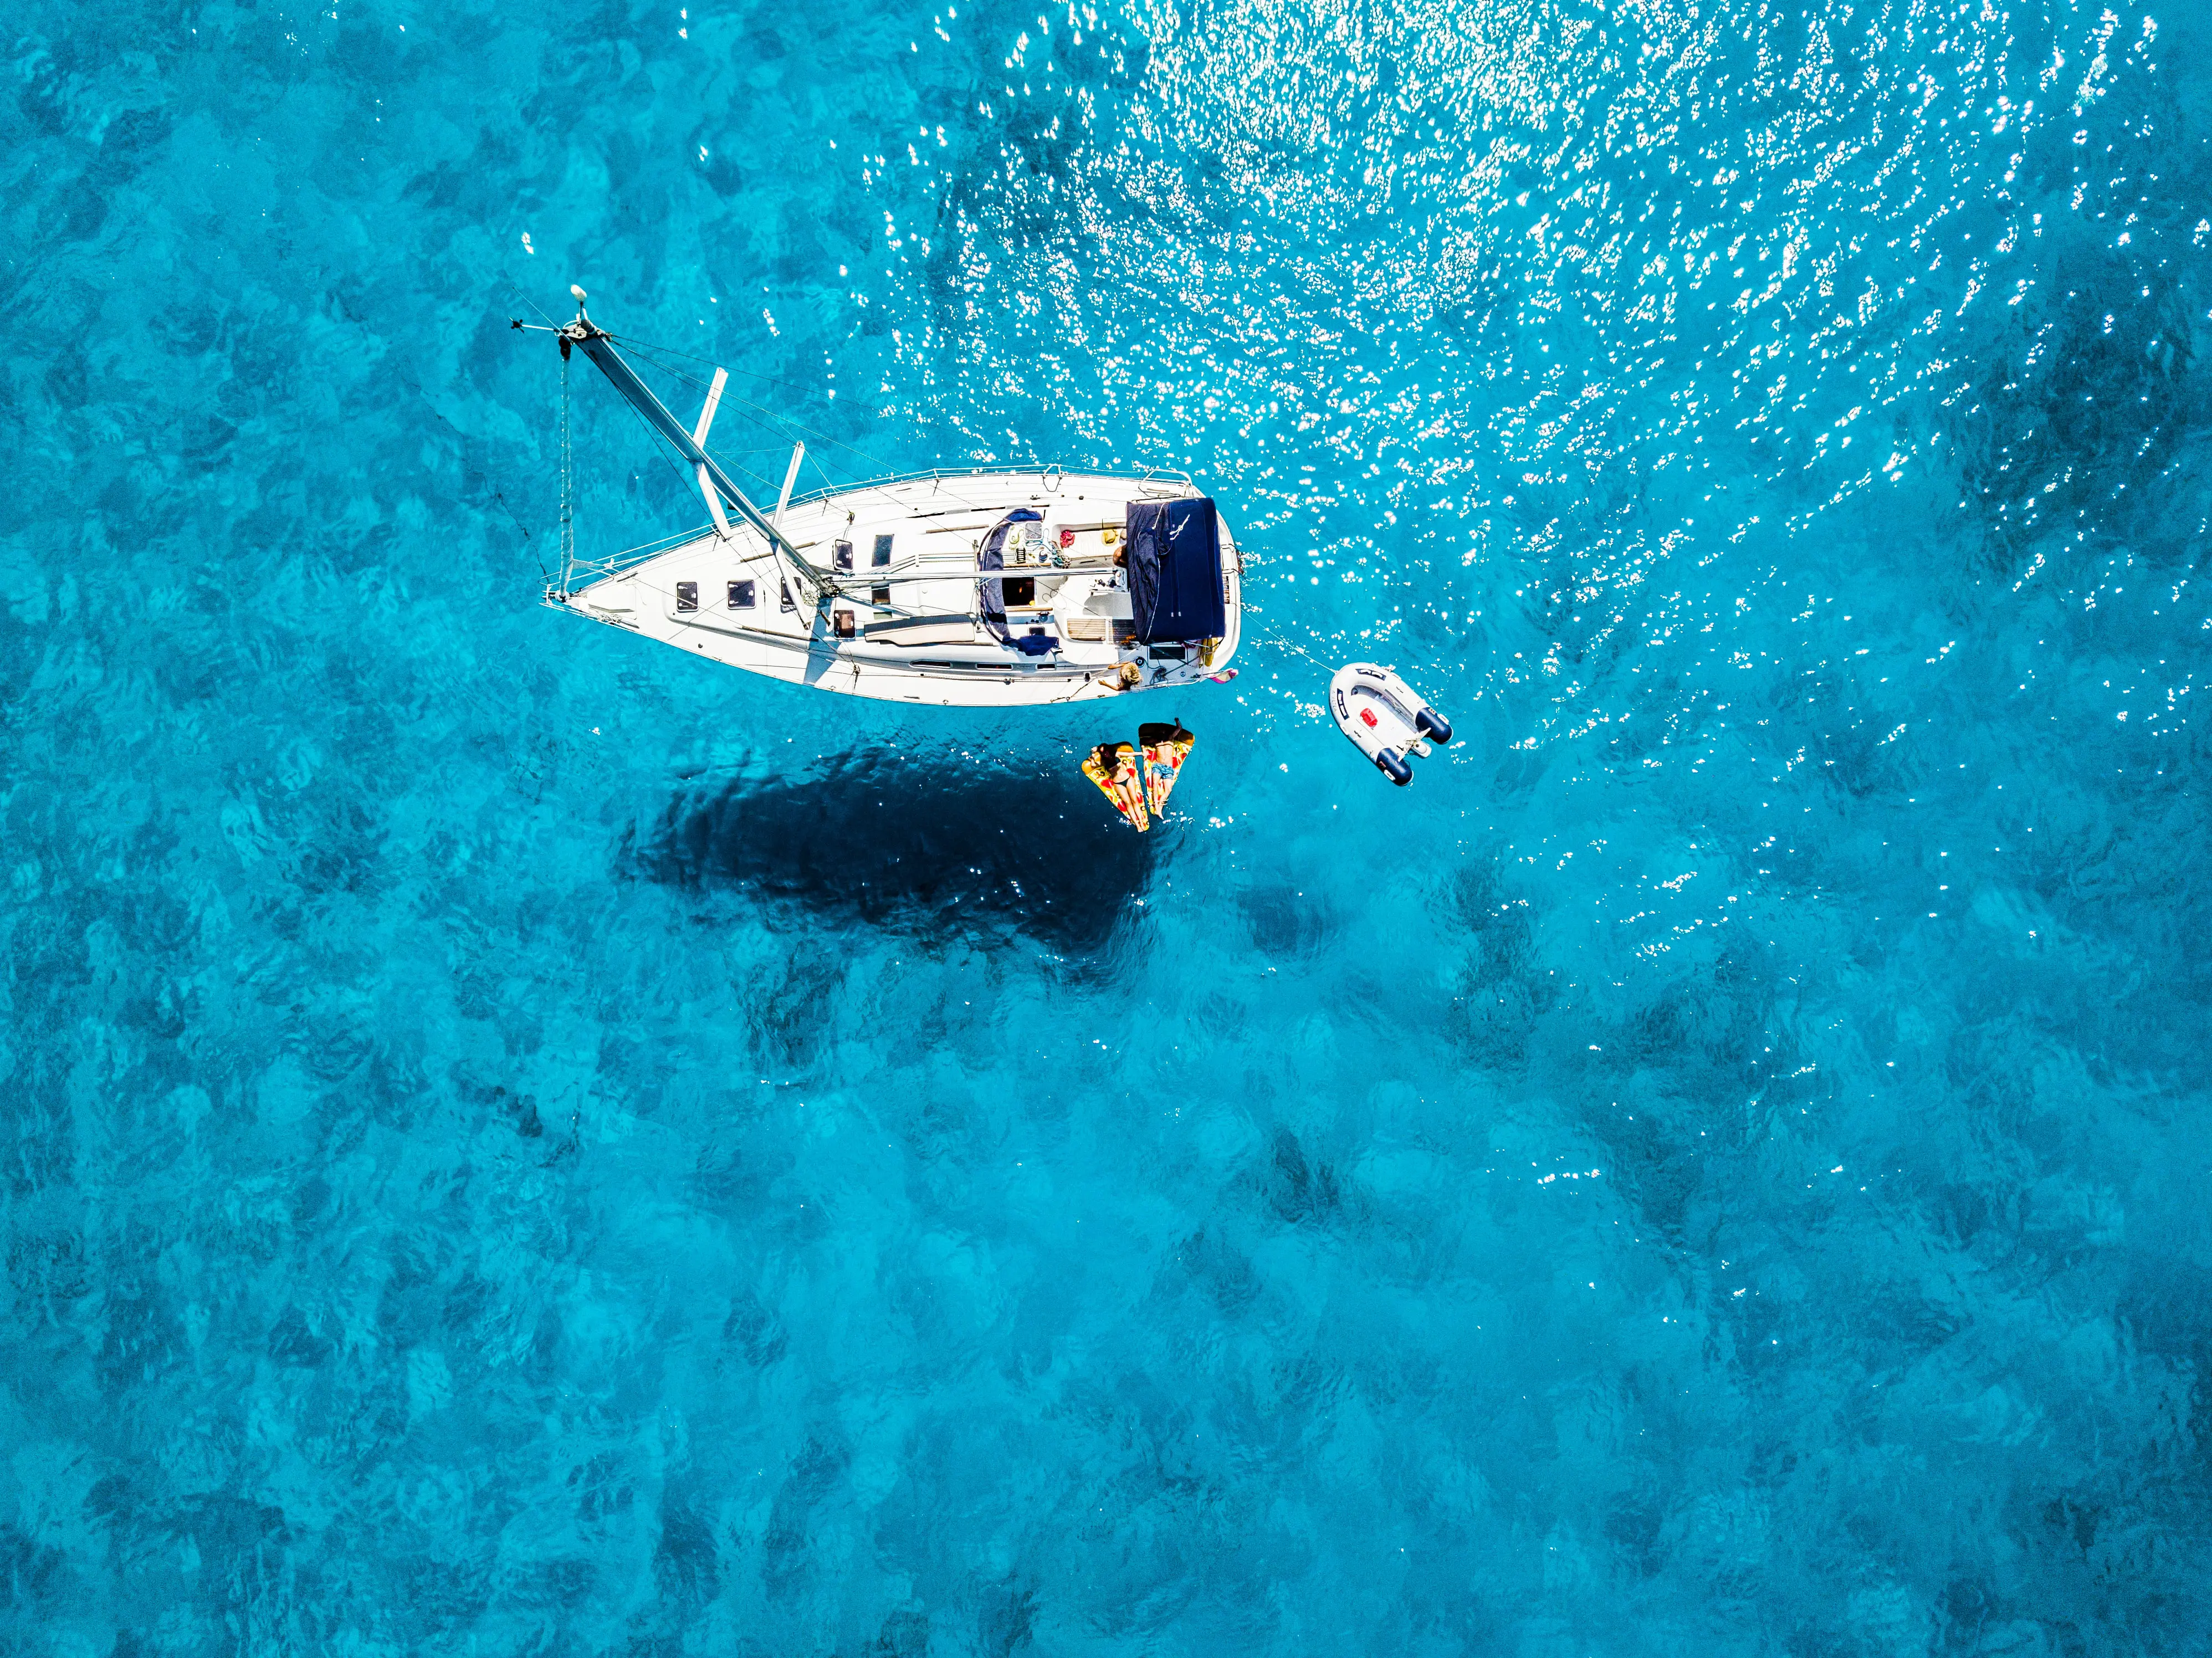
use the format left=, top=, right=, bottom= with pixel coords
left=1126, top=497, right=1226, bottom=644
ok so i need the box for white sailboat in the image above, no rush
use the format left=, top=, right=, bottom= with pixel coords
left=518, top=290, right=1243, bottom=708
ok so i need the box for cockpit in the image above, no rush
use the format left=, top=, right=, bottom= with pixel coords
left=977, top=509, right=1063, bottom=656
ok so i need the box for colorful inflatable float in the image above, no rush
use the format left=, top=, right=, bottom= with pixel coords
left=1083, top=741, right=1151, bottom=832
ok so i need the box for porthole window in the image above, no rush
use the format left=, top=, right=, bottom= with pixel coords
left=729, top=580, right=755, bottom=610
left=675, top=581, right=698, bottom=612
left=872, top=533, right=894, bottom=567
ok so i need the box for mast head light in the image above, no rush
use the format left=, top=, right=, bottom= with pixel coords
left=570, top=284, right=587, bottom=302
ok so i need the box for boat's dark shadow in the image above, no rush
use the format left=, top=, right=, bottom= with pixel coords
left=632, top=749, right=1156, bottom=953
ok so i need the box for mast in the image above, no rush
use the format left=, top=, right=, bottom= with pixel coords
left=529, top=288, right=833, bottom=607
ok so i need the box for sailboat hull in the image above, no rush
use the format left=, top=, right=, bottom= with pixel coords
left=552, top=469, right=1243, bottom=708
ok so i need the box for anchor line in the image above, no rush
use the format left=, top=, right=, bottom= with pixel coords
left=558, top=351, right=575, bottom=592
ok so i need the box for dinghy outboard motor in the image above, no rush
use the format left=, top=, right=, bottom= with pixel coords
left=1329, top=663, right=1452, bottom=786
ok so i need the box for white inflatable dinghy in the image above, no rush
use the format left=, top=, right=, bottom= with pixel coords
left=1329, top=663, right=1452, bottom=785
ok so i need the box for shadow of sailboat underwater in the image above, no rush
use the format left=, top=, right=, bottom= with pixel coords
left=630, top=750, right=1158, bottom=952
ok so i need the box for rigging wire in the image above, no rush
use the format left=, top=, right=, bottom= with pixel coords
left=503, top=274, right=562, bottom=330
left=563, top=326, right=1061, bottom=588
left=587, top=375, right=848, bottom=606
left=612, top=390, right=730, bottom=523
left=602, top=332, right=890, bottom=418
left=607, top=341, right=817, bottom=470
left=601, top=335, right=1069, bottom=528
left=800, top=444, right=842, bottom=499
left=572, top=344, right=788, bottom=504
left=553, top=325, right=841, bottom=505
left=610, top=334, right=902, bottom=478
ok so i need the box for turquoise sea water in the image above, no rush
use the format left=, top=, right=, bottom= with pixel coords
left=6, top=0, right=2212, bottom=1650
